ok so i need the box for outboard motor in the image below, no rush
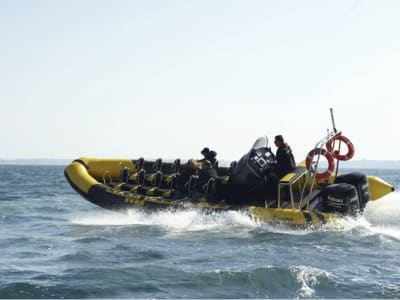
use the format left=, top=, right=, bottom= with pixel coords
left=322, top=183, right=360, bottom=215
left=335, top=172, right=370, bottom=212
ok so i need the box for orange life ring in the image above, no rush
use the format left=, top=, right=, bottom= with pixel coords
left=305, top=148, right=335, bottom=180
left=326, top=134, right=355, bottom=161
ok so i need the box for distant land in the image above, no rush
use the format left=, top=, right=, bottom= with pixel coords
left=335, top=159, right=400, bottom=169
left=0, top=159, right=71, bottom=165
left=1, top=158, right=400, bottom=169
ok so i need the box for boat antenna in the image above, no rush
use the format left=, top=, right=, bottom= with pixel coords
left=330, top=108, right=341, bottom=176
left=330, top=108, right=337, bottom=133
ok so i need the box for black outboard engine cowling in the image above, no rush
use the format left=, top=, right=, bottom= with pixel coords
left=323, top=183, right=360, bottom=215
left=335, top=172, right=370, bottom=212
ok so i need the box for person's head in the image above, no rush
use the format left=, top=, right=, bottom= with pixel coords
left=274, top=135, right=284, bottom=146
left=188, top=159, right=201, bottom=170
left=201, top=160, right=212, bottom=168
left=201, top=147, right=210, bottom=156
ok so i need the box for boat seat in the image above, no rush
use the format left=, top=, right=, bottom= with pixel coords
left=128, top=173, right=137, bottom=182
left=279, top=167, right=307, bottom=184
left=215, top=176, right=229, bottom=185
left=163, top=174, right=177, bottom=188
left=158, top=188, right=175, bottom=198
left=129, top=169, right=146, bottom=185
left=119, top=166, right=130, bottom=183
left=142, top=160, right=155, bottom=173
left=119, top=183, right=135, bottom=191
left=134, top=157, right=144, bottom=171
left=154, top=171, right=162, bottom=187
left=145, top=173, right=156, bottom=185
left=102, top=171, right=113, bottom=185
left=137, top=169, right=145, bottom=185
left=153, top=158, right=162, bottom=172
left=101, top=172, right=123, bottom=188
left=278, top=166, right=307, bottom=208
left=158, top=163, right=171, bottom=174
left=133, top=185, right=175, bottom=198
left=143, top=171, right=163, bottom=187
left=130, top=185, right=140, bottom=193
left=185, top=175, right=199, bottom=195
left=130, top=171, right=174, bottom=189
left=203, top=177, right=216, bottom=202
left=136, top=185, right=156, bottom=195
left=216, top=166, right=230, bottom=176
left=171, top=159, right=181, bottom=174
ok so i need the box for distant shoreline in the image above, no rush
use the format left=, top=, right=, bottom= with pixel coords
left=1, top=158, right=400, bottom=169
left=0, top=159, right=71, bottom=166
left=335, top=160, right=400, bottom=170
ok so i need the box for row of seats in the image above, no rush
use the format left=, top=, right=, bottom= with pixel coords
left=101, top=158, right=232, bottom=202
left=129, top=158, right=181, bottom=189
left=135, top=158, right=181, bottom=175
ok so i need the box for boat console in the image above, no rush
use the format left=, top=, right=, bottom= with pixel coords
left=228, top=137, right=276, bottom=189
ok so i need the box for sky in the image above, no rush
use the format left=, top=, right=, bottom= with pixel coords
left=1, top=0, right=399, bottom=162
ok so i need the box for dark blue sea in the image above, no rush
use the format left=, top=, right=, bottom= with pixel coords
left=0, top=165, right=400, bottom=299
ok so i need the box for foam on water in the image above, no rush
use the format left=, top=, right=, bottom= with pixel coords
left=70, top=209, right=259, bottom=233
left=290, top=265, right=331, bottom=298
left=364, top=192, right=400, bottom=225
left=322, top=192, right=400, bottom=239
left=70, top=192, right=400, bottom=238
left=70, top=209, right=326, bottom=240
left=363, top=192, right=400, bottom=239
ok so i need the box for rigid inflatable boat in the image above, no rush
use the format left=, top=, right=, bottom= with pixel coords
left=65, top=128, right=394, bottom=227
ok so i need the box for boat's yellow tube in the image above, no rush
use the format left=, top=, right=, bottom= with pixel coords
left=64, top=157, right=137, bottom=193
left=77, top=157, right=136, bottom=178
left=367, top=176, right=395, bottom=201
left=64, top=160, right=99, bottom=194
left=248, top=207, right=340, bottom=227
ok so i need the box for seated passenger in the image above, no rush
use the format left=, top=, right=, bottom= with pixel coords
left=175, top=159, right=201, bottom=192
left=197, top=160, right=217, bottom=192
left=199, top=147, right=218, bottom=167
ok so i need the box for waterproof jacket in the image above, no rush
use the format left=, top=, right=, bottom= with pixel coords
left=274, top=143, right=296, bottom=177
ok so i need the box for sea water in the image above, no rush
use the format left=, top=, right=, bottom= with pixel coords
left=0, top=165, right=399, bottom=298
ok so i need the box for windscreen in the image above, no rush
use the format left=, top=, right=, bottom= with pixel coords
left=251, top=137, right=268, bottom=151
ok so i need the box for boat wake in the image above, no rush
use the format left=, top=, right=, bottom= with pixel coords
left=364, top=192, right=400, bottom=225
left=70, top=193, right=400, bottom=238
left=323, top=192, right=400, bottom=239
left=70, top=209, right=259, bottom=233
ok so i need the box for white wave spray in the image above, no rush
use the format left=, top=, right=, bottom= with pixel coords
left=324, top=192, right=400, bottom=239
left=70, top=208, right=259, bottom=234
left=70, top=192, right=400, bottom=237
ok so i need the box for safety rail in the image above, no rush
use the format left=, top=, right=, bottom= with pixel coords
left=300, top=129, right=336, bottom=209
left=102, top=171, right=113, bottom=185
left=277, top=167, right=308, bottom=209
left=298, top=108, right=344, bottom=209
